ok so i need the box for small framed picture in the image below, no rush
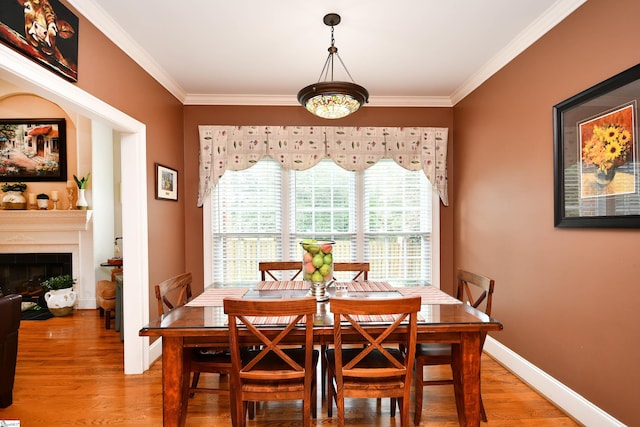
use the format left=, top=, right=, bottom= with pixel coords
left=155, top=163, right=178, bottom=201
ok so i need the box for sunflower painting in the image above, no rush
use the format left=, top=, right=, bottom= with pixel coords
left=579, top=103, right=636, bottom=197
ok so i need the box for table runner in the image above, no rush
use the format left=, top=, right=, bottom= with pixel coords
left=185, top=287, right=248, bottom=307
left=256, top=281, right=308, bottom=290
left=397, top=286, right=461, bottom=304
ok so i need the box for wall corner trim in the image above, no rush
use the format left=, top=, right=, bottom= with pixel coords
left=484, top=337, right=626, bottom=427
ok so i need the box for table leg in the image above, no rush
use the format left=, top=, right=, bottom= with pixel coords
left=451, top=332, right=481, bottom=427
left=162, top=336, right=187, bottom=427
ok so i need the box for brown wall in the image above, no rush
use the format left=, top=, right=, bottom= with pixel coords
left=10, top=0, right=636, bottom=422
left=182, top=106, right=455, bottom=295
left=59, top=2, right=186, bottom=318
left=453, top=0, right=639, bottom=424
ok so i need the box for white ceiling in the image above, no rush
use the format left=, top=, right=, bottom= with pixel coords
left=68, top=0, right=586, bottom=107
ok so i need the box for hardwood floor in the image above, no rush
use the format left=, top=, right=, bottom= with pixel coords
left=1, top=309, right=580, bottom=426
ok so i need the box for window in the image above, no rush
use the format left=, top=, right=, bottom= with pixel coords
left=206, top=158, right=439, bottom=287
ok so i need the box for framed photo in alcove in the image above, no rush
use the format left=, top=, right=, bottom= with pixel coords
left=553, top=64, right=640, bottom=228
left=0, top=118, right=67, bottom=182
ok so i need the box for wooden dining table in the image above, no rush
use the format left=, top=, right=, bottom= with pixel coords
left=139, top=281, right=503, bottom=427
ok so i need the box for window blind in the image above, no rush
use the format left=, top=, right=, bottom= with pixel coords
left=210, top=158, right=435, bottom=286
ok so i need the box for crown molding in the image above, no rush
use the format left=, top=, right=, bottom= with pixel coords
left=66, top=0, right=187, bottom=103
left=450, top=0, right=588, bottom=104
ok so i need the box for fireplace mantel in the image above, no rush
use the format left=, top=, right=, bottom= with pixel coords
left=0, top=210, right=93, bottom=232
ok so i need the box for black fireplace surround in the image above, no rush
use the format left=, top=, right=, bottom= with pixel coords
left=0, top=253, right=72, bottom=297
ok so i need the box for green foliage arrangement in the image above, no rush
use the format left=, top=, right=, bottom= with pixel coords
left=73, top=173, right=91, bottom=189
left=41, top=275, right=76, bottom=290
left=1, top=182, right=27, bottom=193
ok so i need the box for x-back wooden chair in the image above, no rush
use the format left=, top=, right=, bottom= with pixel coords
left=413, top=268, right=495, bottom=425
left=332, top=261, right=369, bottom=281
left=258, top=261, right=302, bottom=281
left=224, top=296, right=318, bottom=427
left=326, top=295, right=421, bottom=427
left=154, top=273, right=233, bottom=405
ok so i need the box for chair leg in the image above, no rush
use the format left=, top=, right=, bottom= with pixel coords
left=105, top=309, right=112, bottom=329
left=327, top=369, right=334, bottom=418
left=414, top=362, right=424, bottom=425
left=189, top=372, right=201, bottom=398
left=390, top=398, right=396, bottom=417
left=321, top=344, right=327, bottom=400
left=480, top=394, right=487, bottom=422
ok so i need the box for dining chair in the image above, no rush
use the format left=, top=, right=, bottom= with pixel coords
left=224, top=296, right=319, bottom=427
left=332, top=261, right=369, bottom=281
left=258, top=261, right=302, bottom=281
left=154, top=273, right=233, bottom=402
left=413, top=269, right=495, bottom=425
left=326, top=295, right=421, bottom=427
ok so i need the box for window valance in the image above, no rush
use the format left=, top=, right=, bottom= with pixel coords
left=198, top=125, right=449, bottom=207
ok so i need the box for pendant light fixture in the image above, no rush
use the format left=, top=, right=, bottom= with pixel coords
left=297, top=13, right=369, bottom=119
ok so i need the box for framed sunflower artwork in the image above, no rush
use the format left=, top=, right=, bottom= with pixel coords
left=553, top=63, right=640, bottom=228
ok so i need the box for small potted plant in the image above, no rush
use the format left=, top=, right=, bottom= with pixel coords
left=41, top=274, right=77, bottom=316
left=36, top=193, right=49, bottom=209
left=73, top=172, right=91, bottom=210
left=1, top=182, right=27, bottom=209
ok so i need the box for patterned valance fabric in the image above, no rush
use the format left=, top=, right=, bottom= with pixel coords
left=198, top=125, right=449, bottom=207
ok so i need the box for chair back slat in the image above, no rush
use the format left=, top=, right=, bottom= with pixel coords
left=333, top=262, right=369, bottom=281
left=259, top=261, right=302, bottom=281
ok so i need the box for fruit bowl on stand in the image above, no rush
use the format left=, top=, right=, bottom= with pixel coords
left=300, top=239, right=335, bottom=301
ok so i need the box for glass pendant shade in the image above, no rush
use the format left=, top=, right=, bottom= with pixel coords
left=298, top=81, right=369, bottom=119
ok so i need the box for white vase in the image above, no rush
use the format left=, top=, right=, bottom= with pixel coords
left=76, top=188, right=88, bottom=210
left=2, top=191, right=27, bottom=210
left=44, top=287, right=77, bottom=316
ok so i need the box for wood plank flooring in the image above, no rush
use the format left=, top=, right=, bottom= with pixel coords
left=0, top=309, right=580, bottom=426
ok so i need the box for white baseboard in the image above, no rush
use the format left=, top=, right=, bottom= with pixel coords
left=484, top=337, right=626, bottom=427
left=149, top=337, right=162, bottom=364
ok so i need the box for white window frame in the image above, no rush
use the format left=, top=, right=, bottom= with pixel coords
left=202, top=165, right=440, bottom=289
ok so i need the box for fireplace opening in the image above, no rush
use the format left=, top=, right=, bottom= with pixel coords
left=0, top=253, right=72, bottom=298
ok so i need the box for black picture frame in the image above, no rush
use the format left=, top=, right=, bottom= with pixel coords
left=155, top=163, right=178, bottom=201
left=0, top=118, right=67, bottom=182
left=553, top=64, right=640, bottom=228
left=0, top=0, right=78, bottom=82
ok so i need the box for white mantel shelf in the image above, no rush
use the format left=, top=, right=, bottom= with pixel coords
left=0, top=209, right=93, bottom=232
